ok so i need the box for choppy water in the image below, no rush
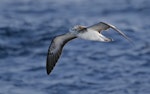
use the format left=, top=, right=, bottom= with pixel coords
left=0, top=0, right=150, bottom=94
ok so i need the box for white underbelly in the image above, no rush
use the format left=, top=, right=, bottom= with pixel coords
left=77, top=30, right=106, bottom=41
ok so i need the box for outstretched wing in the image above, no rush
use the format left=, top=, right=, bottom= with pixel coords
left=87, top=22, right=110, bottom=32
left=46, top=38, right=63, bottom=75
left=87, top=22, right=133, bottom=43
left=46, top=33, right=76, bottom=75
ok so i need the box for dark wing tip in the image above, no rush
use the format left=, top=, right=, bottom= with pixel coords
left=46, top=57, right=53, bottom=75
left=46, top=51, right=61, bottom=75
left=46, top=66, right=51, bottom=75
left=47, top=71, right=50, bottom=75
left=46, top=54, right=54, bottom=75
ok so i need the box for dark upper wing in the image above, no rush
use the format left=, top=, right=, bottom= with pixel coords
left=87, top=22, right=133, bottom=44
left=46, top=38, right=63, bottom=75
left=46, top=33, right=76, bottom=75
left=87, top=22, right=110, bottom=33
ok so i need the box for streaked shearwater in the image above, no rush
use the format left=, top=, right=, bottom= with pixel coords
left=46, top=22, right=132, bottom=75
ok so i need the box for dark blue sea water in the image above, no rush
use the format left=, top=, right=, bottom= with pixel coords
left=0, top=0, right=150, bottom=94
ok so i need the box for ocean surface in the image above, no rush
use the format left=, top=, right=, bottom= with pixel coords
left=0, top=0, right=150, bottom=94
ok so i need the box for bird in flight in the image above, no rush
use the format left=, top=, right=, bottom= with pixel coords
left=46, top=22, right=132, bottom=75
